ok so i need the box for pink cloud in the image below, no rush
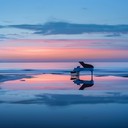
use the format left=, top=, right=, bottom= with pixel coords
left=0, top=39, right=128, bottom=62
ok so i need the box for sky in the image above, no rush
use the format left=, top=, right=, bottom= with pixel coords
left=0, top=0, right=128, bottom=25
left=0, top=0, right=128, bottom=62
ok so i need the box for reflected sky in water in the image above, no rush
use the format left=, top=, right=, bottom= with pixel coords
left=0, top=74, right=128, bottom=91
left=0, top=62, right=128, bottom=128
left=0, top=89, right=128, bottom=128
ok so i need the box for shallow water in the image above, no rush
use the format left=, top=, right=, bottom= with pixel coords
left=0, top=89, right=128, bottom=128
left=0, top=62, right=128, bottom=90
left=0, top=62, right=128, bottom=128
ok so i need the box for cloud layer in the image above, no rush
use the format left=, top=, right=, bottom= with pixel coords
left=0, top=21, right=128, bottom=40
left=8, top=21, right=128, bottom=35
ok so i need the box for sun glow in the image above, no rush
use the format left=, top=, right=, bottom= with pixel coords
left=0, top=39, right=128, bottom=62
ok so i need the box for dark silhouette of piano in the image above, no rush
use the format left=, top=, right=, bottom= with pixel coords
left=70, top=61, right=94, bottom=90
left=73, top=79, right=94, bottom=90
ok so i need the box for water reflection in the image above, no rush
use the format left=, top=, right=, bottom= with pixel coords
left=1, top=74, right=78, bottom=90
left=70, top=61, right=94, bottom=90
left=73, top=79, right=94, bottom=90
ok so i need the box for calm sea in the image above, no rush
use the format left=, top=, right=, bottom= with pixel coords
left=0, top=62, right=128, bottom=128
left=0, top=62, right=128, bottom=70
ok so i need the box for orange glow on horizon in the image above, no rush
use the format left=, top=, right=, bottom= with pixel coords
left=0, top=46, right=127, bottom=61
left=1, top=39, right=128, bottom=62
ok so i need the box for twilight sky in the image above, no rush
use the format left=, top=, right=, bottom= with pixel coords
left=0, top=0, right=128, bottom=62
left=0, top=0, right=128, bottom=25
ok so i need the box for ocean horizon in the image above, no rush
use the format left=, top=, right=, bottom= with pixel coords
left=0, top=62, right=128, bottom=128
left=1, top=0, right=128, bottom=127
left=0, top=62, right=128, bottom=90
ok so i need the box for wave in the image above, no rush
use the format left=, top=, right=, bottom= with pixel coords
left=0, top=68, right=128, bottom=76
